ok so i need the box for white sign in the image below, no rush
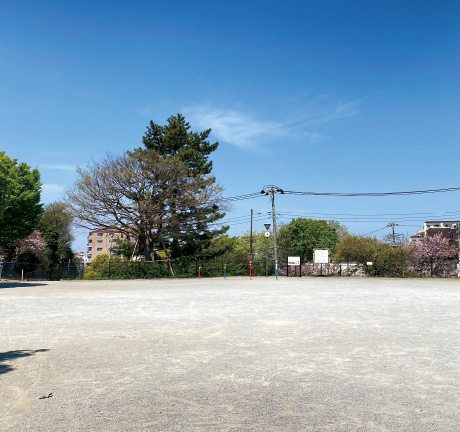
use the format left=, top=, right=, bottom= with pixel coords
left=264, top=231, right=270, bottom=237
left=288, top=256, right=300, bottom=266
left=314, top=249, right=329, bottom=264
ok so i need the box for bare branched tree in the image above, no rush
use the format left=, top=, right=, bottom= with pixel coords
left=66, top=151, right=223, bottom=261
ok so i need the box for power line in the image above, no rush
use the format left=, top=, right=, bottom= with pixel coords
left=282, top=186, right=460, bottom=197
left=274, top=210, right=460, bottom=223
left=221, top=209, right=460, bottom=228
left=218, top=185, right=460, bottom=236
left=221, top=192, right=264, bottom=202
left=221, top=185, right=460, bottom=202
left=363, top=226, right=390, bottom=236
left=277, top=210, right=460, bottom=217
left=208, top=215, right=267, bottom=227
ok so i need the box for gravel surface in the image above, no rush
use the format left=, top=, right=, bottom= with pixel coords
left=1, top=277, right=459, bottom=431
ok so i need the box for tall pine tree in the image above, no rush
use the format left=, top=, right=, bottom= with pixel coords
left=140, top=114, right=227, bottom=257
left=142, top=113, right=218, bottom=175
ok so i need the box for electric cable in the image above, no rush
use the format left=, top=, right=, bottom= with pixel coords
left=281, top=186, right=460, bottom=196
left=222, top=185, right=460, bottom=202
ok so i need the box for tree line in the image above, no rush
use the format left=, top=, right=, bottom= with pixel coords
left=1, top=114, right=458, bottom=278
left=0, top=152, right=73, bottom=267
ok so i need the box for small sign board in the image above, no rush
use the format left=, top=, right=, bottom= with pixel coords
left=264, top=231, right=270, bottom=237
left=247, top=254, right=254, bottom=263
left=314, top=249, right=329, bottom=264
left=288, top=256, right=300, bottom=266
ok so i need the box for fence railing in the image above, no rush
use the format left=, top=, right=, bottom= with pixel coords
left=0, top=262, right=84, bottom=281
left=1, top=257, right=458, bottom=281
left=85, top=258, right=275, bottom=279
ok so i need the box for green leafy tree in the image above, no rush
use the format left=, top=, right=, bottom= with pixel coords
left=83, top=254, right=121, bottom=280
left=138, top=114, right=227, bottom=257
left=112, top=238, right=137, bottom=259
left=327, top=220, right=350, bottom=241
left=204, top=234, right=239, bottom=257
left=234, top=231, right=274, bottom=260
left=0, top=152, right=42, bottom=254
left=333, top=235, right=379, bottom=263
left=199, top=234, right=253, bottom=276
left=39, top=202, right=74, bottom=266
left=277, top=218, right=340, bottom=262
left=333, top=235, right=411, bottom=277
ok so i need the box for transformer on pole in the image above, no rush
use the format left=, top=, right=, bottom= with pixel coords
left=261, top=185, right=284, bottom=277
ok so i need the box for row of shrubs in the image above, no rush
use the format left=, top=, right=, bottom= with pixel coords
left=83, top=253, right=459, bottom=280
left=83, top=253, right=275, bottom=280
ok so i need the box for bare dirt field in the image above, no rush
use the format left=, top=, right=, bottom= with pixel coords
left=1, top=277, right=459, bottom=431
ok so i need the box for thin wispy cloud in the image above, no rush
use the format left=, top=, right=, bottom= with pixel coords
left=292, top=100, right=360, bottom=127
left=184, top=106, right=289, bottom=149
left=183, top=100, right=358, bottom=150
left=42, top=151, right=79, bottom=156
left=40, top=164, right=76, bottom=171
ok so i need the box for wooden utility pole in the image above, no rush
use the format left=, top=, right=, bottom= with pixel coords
left=387, top=222, right=399, bottom=246
left=250, top=209, right=253, bottom=255
left=261, top=185, right=284, bottom=276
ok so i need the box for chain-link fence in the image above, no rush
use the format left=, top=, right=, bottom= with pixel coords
left=89, top=257, right=275, bottom=279
left=0, top=262, right=85, bottom=281
left=1, top=256, right=459, bottom=281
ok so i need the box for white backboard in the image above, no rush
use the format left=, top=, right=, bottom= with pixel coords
left=314, top=249, right=329, bottom=264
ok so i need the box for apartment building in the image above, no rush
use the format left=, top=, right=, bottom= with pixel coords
left=424, top=221, right=458, bottom=230
left=410, top=221, right=459, bottom=248
left=87, top=228, right=134, bottom=263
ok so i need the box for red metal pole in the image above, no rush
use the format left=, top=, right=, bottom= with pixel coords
left=250, top=261, right=252, bottom=280
left=198, top=266, right=201, bottom=279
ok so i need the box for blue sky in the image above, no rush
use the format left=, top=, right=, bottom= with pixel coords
left=1, top=0, right=459, bottom=251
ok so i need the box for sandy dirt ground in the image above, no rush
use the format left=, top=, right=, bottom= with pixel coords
left=0, top=277, right=459, bottom=431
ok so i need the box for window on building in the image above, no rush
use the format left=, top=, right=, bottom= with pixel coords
left=98, top=233, right=103, bottom=236
left=87, top=254, right=92, bottom=258
left=97, top=248, right=103, bottom=252
left=88, top=239, right=92, bottom=244
left=97, top=240, right=103, bottom=243
left=87, top=247, right=92, bottom=251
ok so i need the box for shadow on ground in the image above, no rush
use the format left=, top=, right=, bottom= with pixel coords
left=0, top=349, right=50, bottom=375
left=0, top=282, right=48, bottom=289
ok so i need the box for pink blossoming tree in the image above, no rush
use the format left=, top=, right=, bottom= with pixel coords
left=15, top=230, right=47, bottom=264
left=410, top=234, right=458, bottom=277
